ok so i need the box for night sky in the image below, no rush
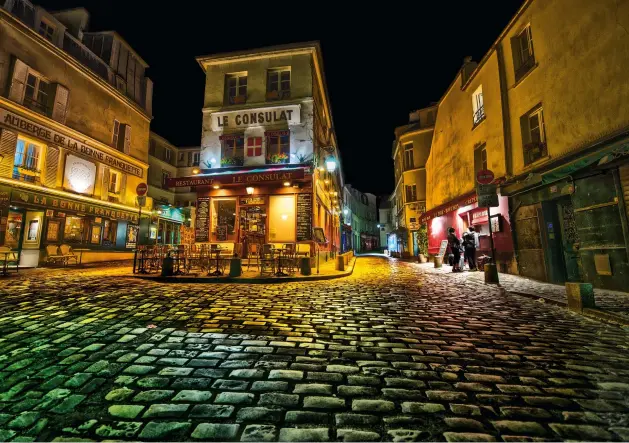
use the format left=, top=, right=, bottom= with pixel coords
left=40, top=0, right=523, bottom=196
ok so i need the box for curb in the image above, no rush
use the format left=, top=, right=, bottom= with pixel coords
left=132, top=257, right=357, bottom=284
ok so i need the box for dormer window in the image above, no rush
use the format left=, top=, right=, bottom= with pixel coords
left=38, top=20, right=55, bottom=42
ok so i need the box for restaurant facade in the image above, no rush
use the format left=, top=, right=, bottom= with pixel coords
left=0, top=1, right=152, bottom=266
left=166, top=43, right=343, bottom=262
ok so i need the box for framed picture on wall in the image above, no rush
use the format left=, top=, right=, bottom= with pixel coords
left=46, top=220, right=61, bottom=242
left=26, top=219, right=40, bottom=242
left=490, top=214, right=501, bottom=233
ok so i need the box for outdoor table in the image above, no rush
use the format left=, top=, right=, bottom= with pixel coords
left=72, top=248, right=90, bottom=265
left=172, top=248, right=186, bottom=275
left=0, top=250, right=15, bottom=276
left=271, top=247, right=290, bottom=277
left=208, top=247, right=225, bottom=276
left=136, top=249, right=150, bottom=274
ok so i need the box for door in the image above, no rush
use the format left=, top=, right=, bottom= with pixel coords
left=20, top=210, right=44, bottom=267
left=557, top=197, right=581, bottom=282
left=541, top=201, right=567, bottom=284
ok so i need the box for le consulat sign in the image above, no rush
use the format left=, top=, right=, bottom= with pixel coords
left=167, top=168, right=306, bottom=188
left=0, top=107, right=143, bottom=178
left=210, top=104, right=301, bottom=131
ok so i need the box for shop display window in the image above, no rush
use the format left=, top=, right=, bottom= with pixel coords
left=103, top=220, right=117, bottom=245
left=46, top=219, right=61, bottom=242
left=64, top=216, right=85, bottom=242
left=211, top=198, right=236, bottom=241
left=4, top=211, right=22, bottom=248
left=90, top=224, right=102, bottom=245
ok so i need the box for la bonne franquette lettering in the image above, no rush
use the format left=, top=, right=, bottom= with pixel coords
left=216, top=109, right=294, bottom=127
left=28, top=194, right=135, bottom=221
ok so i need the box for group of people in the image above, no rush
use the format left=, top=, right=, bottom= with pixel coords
left=447, top=226, right=480, bottom=272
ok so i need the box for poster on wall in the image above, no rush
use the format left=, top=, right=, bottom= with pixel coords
left=125, top=224, right=139, bottom=249
left=27, top=219, right=40, bottom=242
left=63, top=154, right=97, bottom=195
left=195, top=197, right=210, bottom=242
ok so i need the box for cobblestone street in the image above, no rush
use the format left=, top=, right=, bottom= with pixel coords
left=1, top=256, right=629, bottom=442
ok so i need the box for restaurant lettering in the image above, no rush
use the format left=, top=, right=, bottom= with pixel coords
left=0, top=109, right=143, bottom=177
left=167, top=168, right=306, bottom=188
left=420, top=194, right=478, bottom=224
left=210, top=105, right=300, bottom=131
left=12, top=190, right=138, bottom=223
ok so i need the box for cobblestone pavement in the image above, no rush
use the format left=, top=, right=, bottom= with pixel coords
left=415, top=261, right=629, bottom=321
left=1, top=257, right=629, bottom=442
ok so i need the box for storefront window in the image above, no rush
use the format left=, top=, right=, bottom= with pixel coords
left=103, top=220, right=117, bottom=245
left=212, top=198, right=236, bottom=241
left=64, top=216, right=85, bottom=243
left=269, top=195, right=295, bottom=242
left=90, top=224, right=102, bottom=245
left=4, top=211, right=23, bottom=248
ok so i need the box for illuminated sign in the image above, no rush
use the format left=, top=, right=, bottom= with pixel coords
left=63, top=154, right=96, bottom=194
left=167, top=168, right=306, bottom=188
left=211, top=105, right=300, bottom=131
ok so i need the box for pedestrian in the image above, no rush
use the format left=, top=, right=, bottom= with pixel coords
left=447, top=227, right=462, bottom=272
left=463, top=226, right=479, bottom=271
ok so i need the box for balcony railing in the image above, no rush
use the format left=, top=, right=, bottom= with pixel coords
left=515, top=55, right=536, bottom=81
left=473, top=106, right=486, bottom=126
left=63, top=33, right=112, bottom=84
left=5, top=0, right=35, bottom=27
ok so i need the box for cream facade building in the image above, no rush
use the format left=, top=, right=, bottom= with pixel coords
left=0, top=0, right=152, bottom=266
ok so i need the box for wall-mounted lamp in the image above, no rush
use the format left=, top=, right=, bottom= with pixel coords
left=325, top=155, right=337, bottom=172
left=246, top=187, right=254, bottom=195
left=213, top=184, right=220, bottom=189
left=192, top=167, right=200, bottom=175
left=283, top=181, right=291, bottom=187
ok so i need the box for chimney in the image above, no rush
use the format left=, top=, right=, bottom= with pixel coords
left=408, top=110, right=420, bottom=123
left=461, top=56, right=478, bottom=87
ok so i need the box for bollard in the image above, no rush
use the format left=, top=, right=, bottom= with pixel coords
left=565, top=282, right=595, bottom=312
left=484, top=263, right=499, bottom=284
left=300, top=257, right=311, bottom=275
left=434, top=256, right=443, bottom=268
left=161, top=255, right=174, bottom=277
left=336, top=255, right=345, bottom=271
left=229, top=258, right=242, bottom=277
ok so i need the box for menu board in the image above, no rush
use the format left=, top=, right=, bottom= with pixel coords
left=195, top=197, right=210, bottom=242
left=296, top=193, right=313, bottom=241
left=437, top=239, right=448, bottom=261
left=216, top=225, right=228, bottom=241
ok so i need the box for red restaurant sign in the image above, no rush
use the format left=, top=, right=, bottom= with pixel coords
left=167, top=168, right=306, bottom=188
left=419, top=192, right=478, bottom=224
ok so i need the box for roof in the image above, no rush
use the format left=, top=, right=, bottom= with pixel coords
left=196, top=41, right=321, bottom=69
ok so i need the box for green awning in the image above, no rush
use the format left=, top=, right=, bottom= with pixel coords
left=541, top=138, right=629, bottom=184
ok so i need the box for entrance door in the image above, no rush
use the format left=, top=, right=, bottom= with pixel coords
left=557, top=197, right=581, bottom=282
left=541, top=201, right=567, bottom=284
left=20, top=210, right=44, bottom=267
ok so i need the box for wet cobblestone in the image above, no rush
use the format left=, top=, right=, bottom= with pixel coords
left=0, top=257, right=628, bottom=441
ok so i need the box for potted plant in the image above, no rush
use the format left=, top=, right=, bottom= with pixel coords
left=417, top=224, right=429, bottom=263
left=221, top=156, right=244, bottom=167
left=266, top=152, right=289, bottom=164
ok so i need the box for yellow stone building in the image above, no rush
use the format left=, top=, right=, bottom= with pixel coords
left=391, top=106, right=436, bottom=257
left=0, top=2, right=152, bottom=266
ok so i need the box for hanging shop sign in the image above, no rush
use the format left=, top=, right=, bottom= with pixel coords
left=211, top=105, right=300, bottom=131
left=167, top=168, right=306, bottom=188
left=11, top=190, right=139, bottom=223
left=0, top=107, right=143, bottom=177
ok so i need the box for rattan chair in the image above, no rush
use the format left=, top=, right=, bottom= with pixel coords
left=260, top=244, right=275, bottom=275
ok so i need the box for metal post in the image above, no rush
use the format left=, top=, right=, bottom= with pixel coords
left=133, top=202, right=142, bottom=274
left=487, top=205, right=500, bottom=285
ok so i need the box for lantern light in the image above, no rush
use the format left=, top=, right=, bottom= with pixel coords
left=343, top=209, right=348, bottom=215
left=283, top=181, right=291, bottom=187
left=246, top=187, right=254, bottom=195
left=325, top=155, right=337, bottom=172
left=192, top=167, right=200, bottom=174
left=213, top=184, right=220, bottom=189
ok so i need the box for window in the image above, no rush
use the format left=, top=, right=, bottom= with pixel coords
left=247, top=137, right=262, bottom=157
left=474, top=144, right=488, bottom=173
left=162, top=170, right=171, bottom=189
left=24, top=73, right=49, bottom=114
left=513, top=25, right=536, bottom=80
left=113, top=120, right=121, bottom=148
left=163, top=148, right=172, bottom=163
left=108, top=170, right=120, bottom=194
left=13, top=138, right=42, bottom=182
left=38, top=20, right=54, bottom=42
left=267, top=69, right=290, bottom=99
left=405, top=184, right=417, bottom=203
left=472, top=85, right=485, bottom=125
left=521, top=106, right=547, bottom=166
left=178, top=152, right=184, bottom=162
left=192, top=152, right=200, bottom=166
left=64, top=216, right=85, bottom=243
left=103, top=220, right=118, bottom=245
left=221, top=137, right=244, bottom=166
left=404, top=144, right=414, bottom=170
left=90, top=224, right=102, bottom=245
left=225, top=74, right=247, bottom=105
left=266, top=134, right=290, bottom=164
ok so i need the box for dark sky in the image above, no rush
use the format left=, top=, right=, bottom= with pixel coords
left=40, top=0, right=522, bottom=195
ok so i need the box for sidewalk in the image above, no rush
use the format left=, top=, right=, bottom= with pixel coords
left=413, top=260, right=629, bottom=326
left=133, top=255, right=356, bottom=284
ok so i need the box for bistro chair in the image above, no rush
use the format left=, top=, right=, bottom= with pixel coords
left=247, top=242, right=261, bottom=271
left=60, top=244, right=78, bottom=266
left=260, top=244, right=275, bottom=275
left=45, top=245, right=66, bottom=266
left=281, top=243, right=297, bottom=274
left=0, top=246, right=19, bottom=274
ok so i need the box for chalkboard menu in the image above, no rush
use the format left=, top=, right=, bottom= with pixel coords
left=216, top=225, right=227, bottom=241
left=195, top=197, right=210, bottom=242
left=296, top=193, right=313, bottom=241
left=437, top=239, right=448, bottom=261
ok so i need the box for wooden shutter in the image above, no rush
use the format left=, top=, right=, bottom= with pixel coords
left=119, top=174, right=127, bottom=204
left=0, top=129, right=17, bottom=178
left=50, top=84, right=69, bottom=124
left=44, top=146, right=59, bottom=187
left=123, top=124, right=131, bottom=154
left=8, top=58, right=28, bottom=103
left=101, top=166, right=110, bottom=201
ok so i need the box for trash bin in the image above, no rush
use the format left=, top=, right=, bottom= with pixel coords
left=229, top=258, right=242, bottom=277
left=484, top=263, right=499, bottom=284
left=434, top=256, right=443, bottom=268
left=300, top=257, right=311, bottom=275
left=161, top=254, right=174, bottom=277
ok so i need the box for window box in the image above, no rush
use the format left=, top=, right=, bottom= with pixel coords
left=16, top=165, right=40, bottom=176
left=266, top=153, right=289, bottom=165
left=230, top=95, right=246, bottom=105
left=523, top=141, right=547, bottom=165
left=266, top=90, right=279, bottom=100
left=221, top=156, right=244, bottom=167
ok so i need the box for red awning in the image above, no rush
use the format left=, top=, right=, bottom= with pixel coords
left=419, top=192, right=478, bottom=224
left=166, top=167, right=307, bottom=188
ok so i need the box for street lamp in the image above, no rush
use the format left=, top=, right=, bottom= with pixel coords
left=325, top=155, right=336, bottom=172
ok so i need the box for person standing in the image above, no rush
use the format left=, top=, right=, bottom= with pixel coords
left=447, top=227, right=462, bottom=272
left=463, top=226, right=479, bottom=271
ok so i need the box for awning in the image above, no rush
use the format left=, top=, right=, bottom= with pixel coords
left=541, top=137, right=629, bottom=184
left=166, top=166, right=308, bottom=188
left=419, top=192, right=478, bottom=224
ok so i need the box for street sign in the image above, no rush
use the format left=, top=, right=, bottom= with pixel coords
left=476, top=183, right=497, bottom=195
left=478, top=193, right=499, bottom=207
left=136, top=182, right=148, bottom=196
left=476, top=169, right=495, bottom=185
left=136, top=195, right=146, bottom=207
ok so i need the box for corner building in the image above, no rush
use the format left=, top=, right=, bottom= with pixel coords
left=169, top=43, right=343, bottom=262
left=0, top=1, right=152, bottom=266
